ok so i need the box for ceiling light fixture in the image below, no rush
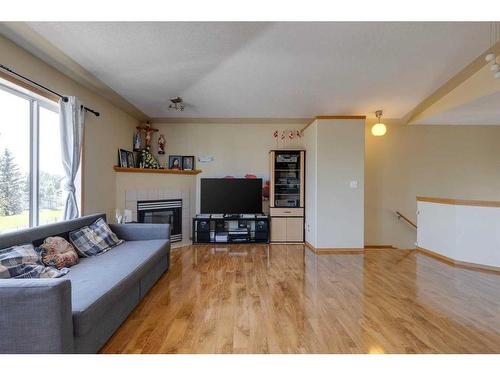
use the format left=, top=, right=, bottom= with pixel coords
left=168, top=96, right=185, bottom=111
left=485, top=23, right=500, bottom=79
left=371, top=110, right=387, bottom=137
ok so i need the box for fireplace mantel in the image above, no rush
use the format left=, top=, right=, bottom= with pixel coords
left=114, top=166, right=202, bottom=175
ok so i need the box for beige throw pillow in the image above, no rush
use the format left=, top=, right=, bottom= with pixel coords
left=39, top=236, right=79, bottom=269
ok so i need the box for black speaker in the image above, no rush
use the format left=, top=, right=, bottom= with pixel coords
left=255, top=220, right=268, bottom=241
left=197, top=220, right=210, bottom=242
left=198, top=220, right=210, bottom=232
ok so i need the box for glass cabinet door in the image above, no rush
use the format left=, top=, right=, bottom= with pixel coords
left=274, top=151, right=301, bottom=208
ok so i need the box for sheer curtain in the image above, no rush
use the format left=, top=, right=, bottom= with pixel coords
left=59, top=96, right=85, bottom=220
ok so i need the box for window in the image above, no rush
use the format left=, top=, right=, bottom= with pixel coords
left=0, top=78, right=73, bottom=234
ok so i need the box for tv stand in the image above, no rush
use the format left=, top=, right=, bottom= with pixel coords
left=224, top=214, right=241, bottom=219
left=192, top=214, right=269, bottom=244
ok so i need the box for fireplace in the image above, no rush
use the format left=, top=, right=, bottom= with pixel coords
left=137, top=199, right=182, bottom=242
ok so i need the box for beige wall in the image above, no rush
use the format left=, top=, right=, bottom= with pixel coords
left=151, top=121, right=304, bottom=212
left=303, top=119, right=365, bottom=249
left=365, top=119, right=500, bottom=249
left=0, top=35, right=140, bottom=220
left=317, top=119, right=365, bottom=248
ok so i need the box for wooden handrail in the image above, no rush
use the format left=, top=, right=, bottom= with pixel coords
left=396, top=211, right=417, bottom=229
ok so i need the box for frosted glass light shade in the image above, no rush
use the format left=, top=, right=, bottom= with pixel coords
left=371, top=122, right=387, bottom=136
left=490, top=63, right=500, bottom=72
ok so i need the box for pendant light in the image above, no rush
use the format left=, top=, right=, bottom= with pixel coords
left=371, top=110, right=387, bottom=136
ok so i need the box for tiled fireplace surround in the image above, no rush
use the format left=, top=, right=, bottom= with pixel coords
left=124, top=188, right=193, bottom=247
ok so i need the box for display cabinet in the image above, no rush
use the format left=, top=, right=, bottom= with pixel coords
left=269, top=150, right=305, bottom=243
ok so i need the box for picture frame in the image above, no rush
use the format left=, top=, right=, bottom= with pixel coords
left=168, top=155, right=182, bottom=170
left=182, top=156, right=195, bottom=171
left=118, top=149, right=129, bottom=168
left=126, top=151, right=136, bottom=168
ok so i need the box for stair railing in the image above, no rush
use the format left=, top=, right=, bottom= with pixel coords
left=395, top=211, right=417, bottom=229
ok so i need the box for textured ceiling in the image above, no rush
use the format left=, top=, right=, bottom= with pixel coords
left=25, top=22, right=491, bottom=118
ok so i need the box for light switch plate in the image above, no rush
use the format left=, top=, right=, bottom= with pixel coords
left=349, top=180, right=358, bottom=189
left=198, top=155, right=214, bottom=163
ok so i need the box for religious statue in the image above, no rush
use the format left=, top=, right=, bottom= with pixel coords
left=133, top=130, right=141, bottom=151
left=136, top=121, right=158, bottom=150
left=158, top=134, right=166, bottom=154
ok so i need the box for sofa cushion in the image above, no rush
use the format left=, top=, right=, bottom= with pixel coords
left=0, top=243, right=69, bottom=279
left=38, top=236, right=79, bottom=269
left=69, top=218, right=123, bottom=257
left=62, top=239, right=168, bottom=337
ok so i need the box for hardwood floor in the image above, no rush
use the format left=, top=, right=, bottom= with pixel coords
left=100, top=244, right=500, bottom=354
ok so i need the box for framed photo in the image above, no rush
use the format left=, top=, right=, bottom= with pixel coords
left=118, top=149, right=129, bottom=167
left=126, top=151, right=136, bottom=168
left=168, top=155, right=182, bottom=170
left=182, top=156, right=195, bottom=171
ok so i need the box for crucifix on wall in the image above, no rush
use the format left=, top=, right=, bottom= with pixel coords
left=136, top=122, right=158, bottom=150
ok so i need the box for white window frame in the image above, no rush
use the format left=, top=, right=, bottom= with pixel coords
left=0, top=79, right=64, bottom=228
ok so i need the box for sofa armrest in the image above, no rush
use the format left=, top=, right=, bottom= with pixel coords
left=0, top=278, right=73, bottom=353
left=109, top=223, right=170, bottom=241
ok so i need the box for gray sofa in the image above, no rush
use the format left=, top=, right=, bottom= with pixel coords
left=0, top=213, right=170, bottom=354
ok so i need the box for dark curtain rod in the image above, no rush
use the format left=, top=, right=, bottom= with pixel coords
left=0, top=64, right=100, bottom=117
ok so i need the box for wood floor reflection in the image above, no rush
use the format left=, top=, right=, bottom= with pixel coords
left=100, top=245, right=500, bottom=353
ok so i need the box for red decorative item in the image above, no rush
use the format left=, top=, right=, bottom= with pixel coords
left=288, top=130, right=294, bottom=140
left=244, top=174, right=257, bottom=179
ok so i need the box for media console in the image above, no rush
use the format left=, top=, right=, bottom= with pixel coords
left=192, top=214, right=269, bottom=244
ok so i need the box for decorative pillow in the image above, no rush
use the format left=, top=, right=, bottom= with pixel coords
left=0, top=244, right=69, bottom=279
left=69, top=218, right=123, bottom=257
left=38, top=236, right=79, bottom=269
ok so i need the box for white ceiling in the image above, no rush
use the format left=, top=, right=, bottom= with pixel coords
left=415, top=91, right=500, bottom=125
left=24, top=22, right=491, bottom=119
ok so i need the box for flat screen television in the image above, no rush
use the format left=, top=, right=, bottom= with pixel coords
left=200, top=178, right=263, bottom=214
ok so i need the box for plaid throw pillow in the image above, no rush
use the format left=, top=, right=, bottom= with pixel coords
left=69, top=218, right=123, bottom=257
left=0, top=244, right=69, bottom=279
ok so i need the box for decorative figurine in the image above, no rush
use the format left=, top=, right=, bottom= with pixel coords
left=136, top=121, right=158, bottom=150
left=133, top=130, right=141, bottom=151
left=158, top=134, right=166, bottom=154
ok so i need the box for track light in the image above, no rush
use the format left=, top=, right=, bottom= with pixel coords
left=485, top=53, right=496, bottom=62
left=485, top=23, right=500, bottom=79
left=168, top=96, right=185, bottom=111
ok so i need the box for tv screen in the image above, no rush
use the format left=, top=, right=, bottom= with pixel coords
left=201, top=178, right=263, bottom=214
